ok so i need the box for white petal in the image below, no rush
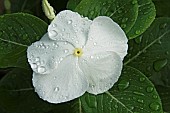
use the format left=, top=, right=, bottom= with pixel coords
left=32, top=55, right=88, bottom=104
left=79, top=52, right=122, bottom=95
left=27, top=33, right=74, bottom=74
left=84, top=16, right=128, bottom=60
left=48, top=10, right=92, bottom=48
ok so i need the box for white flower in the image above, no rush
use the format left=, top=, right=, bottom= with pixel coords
left=27, top=10, right=128, bottom=104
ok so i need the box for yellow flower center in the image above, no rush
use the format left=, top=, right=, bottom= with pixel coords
left=74, top=48, right=83, bottom=57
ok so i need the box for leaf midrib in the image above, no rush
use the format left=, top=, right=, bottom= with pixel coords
left=105, top=91, right=133, bottom=113
left=0, top=37, right=28, bottom=47
left=124, top=30, right=170, bottom=65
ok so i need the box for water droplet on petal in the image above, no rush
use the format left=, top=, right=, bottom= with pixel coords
left=75, top=40, right=79, bottom=44
left=59, top=57, right=63, bottom=61
left=35, top=57, right=40, bottom=62
left=149, top=102, right=160, bottom=111
left=52, top=24, right=57, bottom=28
left=54, top=87, right=59, bottom=92
left=96, top=56, right=100, bottom=59
left=93, top=42, right=97, bottom=46
left=153, top=59, right=168, bottom=72
left=37, top=66, right=46, bottom=73
left=118, top=80, right=129, bottom=91
left=31, top=63, right=37, bottom=69
left=67, top=20, right=72, bottom=24
left=49, top=30, right=58, bottom=38
left=64, top=49, right=69, bottom=53
left=90, top=56, right=94, bottom=59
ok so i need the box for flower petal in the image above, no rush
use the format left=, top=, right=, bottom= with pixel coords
left=84, top=16, right=128, bottom=60
left=48, top=10, right=92, bottom=48
left=79, top=52, right=122, bottom=95
left=27, top=33, right=74, bottom=74
left=32, top=55, right=88, bottom=104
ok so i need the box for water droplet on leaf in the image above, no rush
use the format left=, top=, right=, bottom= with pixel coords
left=149, top=102, right=160, bottom=111
left=118, top=80, right=129, bottom=91
left=153, top=59, right=168, bottom=72
left=146, top=86, right=154, bottom=93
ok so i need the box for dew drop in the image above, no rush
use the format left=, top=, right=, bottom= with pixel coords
left=114, top=104, right=118, bottom=108
left=90, top=11, right=95, bottom=15
left=52, top=24, right=57, bottom=28
left=93, top=42, right=97, bottom=46
left=121, top=24, right=126, bottom=28
left=118, top=80, right=130, bottom=91
left=153, top=95, right=158, bottom=99
left=137, top=99, right=144, bottom=103
left=159, top=23, right=167, bottom=29
left=36, top=61, right=41, bottom=65
left=132, top=0, right=137, bottom=4
left=134, top=35, right=143, bottom=44
left=37, top=66, right=46, bottom=73
left=149, top=102, right=160, bottom=111
left=67, top=20, right=72, bottom=24
left=53, top=42, right=59, bottom=48
left=49, top=30, right=58, bottom=38
left=135, top=30, right=141, bottom=35
left=133, top=91, right=145, bottom=96
left=146, top=86, right=154, bottom=93
left=62, top=28, right=65, bottom=32
left=64, top=49, right=69, bottom=53
left=122, top=18, right=128, bottom=23
left=153, top=59, right=167, bottom=72
left=117, top=10, right=122, bottom=14
left=75, top=40, right=79, bottom=44
left=31, top=63, right=37, bottom=69
left=59, top=57, right=63, bottom=61
left=54, top=87, right=59, bottom=92
left=35, top=57, right=40, bottom=62
left=165, top=51, right=169, bottom=55
left=139, top=77, right=145, bottom=82
left=96, top=56, right=100, bottom=59
left=90, top=56, right=94, bottom=59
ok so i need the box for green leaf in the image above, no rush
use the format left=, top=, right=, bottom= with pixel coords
left=67, top=0, right=81, bottom=10
left=73, top=0, right=139, bottom=34
left=127, top=0, right=156, bottom=39
left=124, top=17, right=170, bottom=87
left=70, top=66, right=163, bottom=113
left=156, top=86, right=170, bottom=112
left=0, top=68, right=70, bottom=113
left=0, top=13, right=47, bottom=68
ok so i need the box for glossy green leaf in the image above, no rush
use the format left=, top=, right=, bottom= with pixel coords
left=0, top=68, right=70, bottom=113
left=0, top=13, right=47, bottom=68
left=67, top=0, right=81, bottom=10
left=156, top=86, right=170, bottom=112
left=73, top=0, right=138, bottom=33
left=70, top=66, right=163, bottom=113
left=124, top=17, right=170, bottom=87
left=127, top=0, right=156, bottom=39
